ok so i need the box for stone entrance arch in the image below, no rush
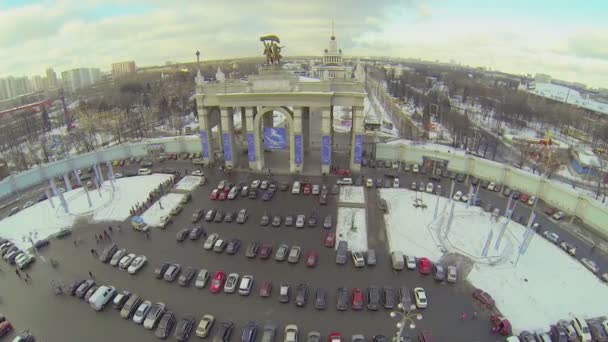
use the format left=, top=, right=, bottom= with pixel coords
left=253, top=106, right=298, bottom=173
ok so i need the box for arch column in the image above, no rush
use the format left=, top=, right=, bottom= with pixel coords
left=320, top=106, right=332, bottom=174
left=293, top=107, right=304, bottom=173
left=220, top=107, right=237, bottom=169
left=350, top=105, right=364, bottom=172
left=244, top=107, right=258, bottom=170
left=197, top=106, right=215, bottom=165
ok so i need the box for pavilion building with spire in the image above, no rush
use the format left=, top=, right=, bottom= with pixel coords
left=311, top=23, right=353, bottom=80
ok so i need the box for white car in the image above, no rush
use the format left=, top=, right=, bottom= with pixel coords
left=22, top=201, right=34, bottom=209
left=127, top=255, right=147, bottom=274
left=192, top=170, right=204, bottom=176
left=224, top=273, right=239, bottom=293
left=203, top=233, right=219, bottom=250
left=414, top=287, right=427, bottom=308
left=412, top=164, right=419, bottom=173
left=405, top=256, right=417, bottom=270
left=195, top=269, right=210, bottom=288
left=542, top=231, right=559, bottom=244
left=251, top=179, right=261, bottom=189
left=158, top=215, right=171, bottom=229
left=460, top=194, right=469, bottom=202
left=337, top=178, right=353, bottom=185
left=312, top=184, right=320, bottom=195
left=284, top=324, right=299, bottom=342
left=118, top=253, right=136, bottom=269
left=137, top=168, right=152, bottom=175
left=572, top=316, right=592, bottom=342
left=260, top=180, right=269, bottom=189
left=110, top=249, right=127, bottom=267
left=487, top=182, right=495, bottom=191
left=393, top=178, right=400, bottom=188
left=132, top=300, right=152, bottom=324
left=227, top=186, right=239, bottom=199
left=452, top=191, right=463, bottom=201
left=217, top=180, right=226, bottom=189
left=581, top=258, right=599, bottom=273
left=527, top=196, right=537, bottom=206
left=352, top=251, right=365, bottom=267
left=15, top=253, right=34, bottom=270
left=425, top=183, right=434, bottom=193
left=601, top=273, right=608, bottom=283
left=295, top=215, right=305, bottom=228
left=366, top=178, right=373, bottom=188
left=559, top=242, right=576, bottom=256
left=552, top=211, right=566, bottom=220
left=292, top=181, right=301, bottom=194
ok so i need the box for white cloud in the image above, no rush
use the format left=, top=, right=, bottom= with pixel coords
left=0, top=0, right=606, bottom=88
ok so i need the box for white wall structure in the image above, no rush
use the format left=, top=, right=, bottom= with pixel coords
left=376, top=140, right=608, bottom=240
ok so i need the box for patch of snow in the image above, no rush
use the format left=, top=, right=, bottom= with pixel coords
left=298, top=76, right=321, bottom=82
left=380, top=188, right=608, bottom=334
left=141, top=193, right=186, bottom=228
left=338, top=186, right=365, bottom=205
left=174, top=175, right=203, bottom=191
left=385, top=139, right=466, bottom=156
left=336, top=207, right=368, bottom=252
left=0, top=174, right=171, bottom=250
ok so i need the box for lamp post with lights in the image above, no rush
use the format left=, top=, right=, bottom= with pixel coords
left=389, top=303, right=423, bottom=342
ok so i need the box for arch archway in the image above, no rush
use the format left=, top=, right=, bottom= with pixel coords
left=253, top=106, right=297, bottom=173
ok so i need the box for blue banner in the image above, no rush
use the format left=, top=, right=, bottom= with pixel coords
left=263, top=127, right=287, bottom=150
left=322, top=135, right=331, bottom=166
left=294, top=134, right=303, bottom=165
left=481, top=230, right=494, bottom=257
left=354, top=134, right=363, bottom=164
left=199, top=131, right=210, bottom=159
left=247, top=133, right=256, bottom=162
left=222, top=133, right=232, bottom=162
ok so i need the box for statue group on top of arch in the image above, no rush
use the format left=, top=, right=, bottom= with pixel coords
left=260, top=35, right=284, bottom=65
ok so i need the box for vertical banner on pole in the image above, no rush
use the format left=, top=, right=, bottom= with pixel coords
left=96, top=164, right=104, bottom=182
left=63, top=173, right=72, bottom=191
left=433, top=190, right=441, bottom=219
left=200, top=131, right=210, bottom=159
left=57, top=187, right=69, bottom=213
left=49, top=178, right=58, bottom=197
left=247, top=133, right=256, bottom=162
left=472, top=184, right=480, bottom=207
left=106, top=161, right=115, bottom=181
left=495, top=213, right=510, bottom=250
left=481, top=230, right=494, bottom=257
left=505, top=194, right=513, bottom=218
left=222, top=133, right=232, bottom=162
left=526, top=212, right=536, bottom=229
left=449, top=181, right=455, bottom=203
left=73, top=169, right=81, bottom=186
left=94, top=178, right=102, bottom=197
left=321, top=135, right=331, bottom=166
left=354, top=135, right=363, bottom=164
left=84, top=185, right=93, bottom=207
left=519, top=228, right=535, bottom=256
left=466, top=184, right=473, bottom=208
left=93, top=164, right=101, bottom=184
left=294, top=135, right=302, bottom=165
left=445, top=202, right=456, bottom=237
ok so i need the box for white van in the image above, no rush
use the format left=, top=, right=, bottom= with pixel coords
left=137, top=168, right=152, bottom=176
left=89, top=285, right=116, bottom=311
left=391, top=251, right=404, bottom=270
left=337, top=178, right=353, bottom=185
left=292, top=181, right=301, bottom=195
left=238, top=275, right=253, bottom=295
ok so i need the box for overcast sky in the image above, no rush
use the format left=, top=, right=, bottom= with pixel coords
left=1, top=0, right=607, bottom=88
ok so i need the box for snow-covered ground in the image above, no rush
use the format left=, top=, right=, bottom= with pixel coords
left=336, top=207, right=368, bottom=252
left=338, top=186, right=365, bottom=205
left=0, top=174, right=171, bottom=250
left=141, top=193, right=186, bottom=228
left=380, top=188, right=608, bottom=334
left=174, top=175, right=203, bottom=192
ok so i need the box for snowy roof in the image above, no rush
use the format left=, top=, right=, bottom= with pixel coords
left=529, top=83, right=608, bottom=115
left=574, top=149, right=601, bottom=167
left=385, top=139, right=466, bottom=156
left=298, top=76, right=321, bottom=82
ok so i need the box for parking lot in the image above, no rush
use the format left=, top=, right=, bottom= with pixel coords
left=1, top=161, right=509, bottom=341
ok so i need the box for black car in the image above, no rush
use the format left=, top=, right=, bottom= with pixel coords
left=242, top=320, right=257, bottom=342
left=67, top=279, right=85, bottom=296
left=319, top=194, right=328, bottom=205
left=248, top=189, right=258, bottom=199
left=279, top=182, right=289, bottom=191
left=224, top=211, right=235, bottom=223
left=178, top=267, right=196, bottom=286
left=456, top=173, right=465, bottom=182
left=260, top=212, right=270, bottom=226
left=471, top=177, right=479, bottom=186
left=295, top=283, right=309, bottom=307
left=189, top=226, right=204, bottom=240
left=383, top=286, right=396, bottom=309
left=176, top=228, right=191, bottom=242
left=214, top=321, right=234, bottom=342
left=155, top=311, right=175, bottom=339
left=245, top=241, right=260, bottom=258
left=315, top=288, right=327, bottom=310
left=154, top=263, right=170, bottom=279
left=214, top=211, right=225, bottom=222
left=174, top=315, right=195, bottom=341
left=99, top=243, right=118, bottom=263
left=373, top=335, right=387, bottom=342
left=375, top=178, right=382, bottom=188
left=34, top=238, right=50, bottom=250
left=75, top=279, right=95, bottom=298
left=512, top=191, right=520, bottom=200
left=367, top=286, right=381, bottom=310
left=191, top=209, right=204, bottom=223
left=336, top=287, right=349, bottom=311
left=226, top=239, right=241, bottom=254
left=307, top=214, right=317, bottom=227
left=284, top=215, right=294, bottom=226
left=441, top=169, right=449, bottom=178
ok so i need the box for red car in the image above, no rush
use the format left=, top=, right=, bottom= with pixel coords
left=209, top=271, right=226, bottom=293
left=259, top=244, right=273, bottom=259
left=328, top=332, right=342, bottom=342
left=352, top=288, right=364, bottom=310
left=418, top=257, right=432, bottom=275
left=303, top=183, right=312, bottom=195
left=324, top=231, right=336, bottom=248
left=519, top=194, right=529, bottom=203
left=472, top=288, right=495, bottom=309
left=335, top=169, right=351, bottom=176
left=544, top=207, right=556, bottom=216
left=0, top=321, right=13, bottom=337
left=305, top=250, right=318, bottom=267
left=260, top=281, right=272, bottom=297
left=218, top=189, right=229, bottom=200
left=210, top=189, right=220, bottom=200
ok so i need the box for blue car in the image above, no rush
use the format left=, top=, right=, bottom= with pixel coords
left=262, top=190, right=275, bottom=201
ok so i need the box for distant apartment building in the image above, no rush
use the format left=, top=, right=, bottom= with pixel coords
left=61, top=68, right=101, bottom=93
left=111, top=61, right=136, bottom=78
left=0, top=76, right=32, bottom=101
left=45, top=68, right=58, bottom=88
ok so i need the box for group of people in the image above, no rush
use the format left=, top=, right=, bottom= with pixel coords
left=15, top=268, right=32, bottom=283
left=129, top=175, right=180, bottom=216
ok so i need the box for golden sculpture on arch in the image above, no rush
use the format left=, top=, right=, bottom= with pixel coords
left=260, top=35, right=284, bottom=65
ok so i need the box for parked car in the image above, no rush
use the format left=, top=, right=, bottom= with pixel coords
left=203, top=233, right=219, bottom=250
left=447, top=265, right=457, bottom=283
left=336, top=287, right=349, bottom=311
left=296, top=214, right=306, bottom=228
left=239, top=275, right=254, bottom=296
left=246, top=241, right=260, bottom=258
left=174, top=315, right=195, bottom=341
left=226, top=239, right=241, bottom=255
left=260, top=281, right=272, bottom=297
left=195, top=314, right=215, bottom=338
left=433, top=265, right=445, bottom=281
left=305, top=250, right=319, bottom=268
left=163, top=264, right=182, bottom=282
left=195, top=269, right=210, bottom=288
left=336, top=241, right=348, bottom=265
left=383, top=286, right=396, bottom=309
left=366, top=286, right=381, bottom=311
left=178, top=267, right=197, bottom=286
left=559, top=241, right=577, bottom=256
left=581, top=258, right=599, bottom=273
left=542, top=230, right=559, bottom=243
left=472, top=288, right=494, bottom=309
left=155, top=311, right=176, bottom=339
left=127, top=255, right=147, bottom=274
left=413, top=287, right=427, bottom=308
left=552, top=211, right=566, bottom=220
left=315, top=288, right=328, bottom=310
left=210, top=271, right=227, bottom=293
left=295, top=283, right=309, bottom=307
left=352, top=251, right=365, bottom=267
left=236, top=209, right=249, bottom=224
left=259, top=244, right=274, bottom=259
left=324, top=231, right=336, bottom=248
left=133, top=300, right=152, bottom=324
left=288, top=246, right=302, bottom=263
left=366, top=249, right=377, bottom=266
left=279, top=283, right=291, bottom=303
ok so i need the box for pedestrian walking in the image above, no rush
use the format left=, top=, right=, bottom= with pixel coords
left=15, top=269, right=20, bottom=277
left=472, top=311, right=478, bottom=320
left=145, top=231, right=150, bottom=240
left=73, top=240, right=77, bottom=247
left=90, top=248, right=95, bottom=256
left=88, top=271, right=94, bottom=278
left=108, top=226, right=113, bottom=233
left=25, top=272, right=30, bottom=280
left=460, top=312, right=467, bottom=321
left=202, top=229, right=207, bottom=238
left=116, top=224, right=122, bottom=233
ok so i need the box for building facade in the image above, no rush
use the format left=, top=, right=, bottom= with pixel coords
left=111, top=61, right=137, bottom=78
left=61, top=68, right=101, bottom=93
left=311, top=30, right=353, bottom=80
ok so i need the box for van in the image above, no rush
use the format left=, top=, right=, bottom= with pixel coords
left=89, top=285, right=117, bottom=311
left=572, top=317, right=592, bottom=342
left=335, top=241, right=348, bottom=265
left=137, top=168, right=152, bottom=176
left=398, top=287, right=412, bottom=308
left=238, top=275, right=253, bottom=296
left=120, top=294, right=142, bottom=319
left=391, top=251, right=404, bottom=270
left=291, top=181, right=301, bottom=195
left=337, top=178, right=353, bottom=185
left=366, top=249, right=377, bottom=266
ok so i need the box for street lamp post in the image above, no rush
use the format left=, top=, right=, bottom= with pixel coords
left=390, top=303, right=423, bottom=342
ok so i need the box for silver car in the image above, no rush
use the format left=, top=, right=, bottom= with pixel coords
left=323, top=215, right=332, bottom=229
left=143, top=302, right=166, bottom=330
left=275, top=244, right=289, bottom=261
left=287, top=246, right=301, bottom=263
left=295, top=215, right=305, bottom=228
left=447, top=265, right=457, bottom=283
left=224, top=273, right=239, bottom=293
